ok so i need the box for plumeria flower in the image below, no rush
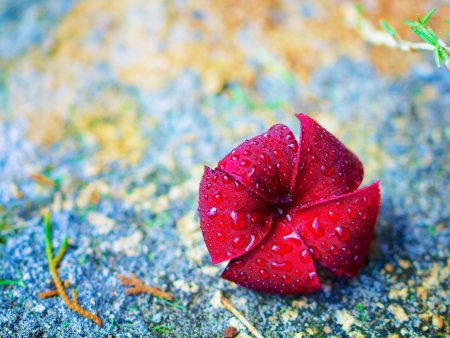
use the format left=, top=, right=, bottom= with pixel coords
left=198, top=114, right=381, bottom=294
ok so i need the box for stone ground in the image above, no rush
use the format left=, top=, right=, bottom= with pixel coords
left=0, top=0, right=449, bottom=337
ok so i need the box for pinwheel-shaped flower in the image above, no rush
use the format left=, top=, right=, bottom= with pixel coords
left=198, top=114, right=380, bottom=294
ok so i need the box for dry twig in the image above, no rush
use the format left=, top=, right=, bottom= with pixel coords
left=220, top=294, right=264, bottom=338
left=39, top=210, right=102, bottom=326
left=118, top=273, right=174, bottom=301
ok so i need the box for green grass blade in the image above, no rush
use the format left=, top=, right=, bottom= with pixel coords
left=434, top=47, right=441, bottom=67
left=380, top=20, right=396, bottom=36
left=43, top=210, right=54, bottom=266
left=422, top=8, right=436, bottom=25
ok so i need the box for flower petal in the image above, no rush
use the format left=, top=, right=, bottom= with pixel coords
left=198, top=167, right=273, bottom=264
left=290, top=181, right=381, bottom=277
left=221, top=218, right=321, bottom=294
left=291, top=114, right=364, bottom=205
left=218, top=124, right=298, bottom=204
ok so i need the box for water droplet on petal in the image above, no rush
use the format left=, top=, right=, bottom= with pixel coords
left=340, top=247, right=351, bottom=255
left=335, top=226, right=351, bottom=242
left=311, top=218, right=325, bottom=238
left=247, top=167, right=256, bottom=178
left=328, top=210, right=338, bottom=223
left=259, top=153, right=270, bottom=163
left=222, top=175, right=232, bottom=184
left=213, top=192, right=222, bottom=203
left=230, top=259, right=245, bottom=268
left=216, top=232, right=225, bottom=242
left=232, top=235, right=246, bottom=248
left=282, top=274, right=292, bottom=283
left=271, top=260, right=293, bottom=272
left=243, top=149, right=252, bottom=156
left=256, top=257, right=266, bottom=267
left=207, top=207, right=217, bottom=218
left=301, top=249, right=309, bottom=260
left=309, top=246, right=321, bottom=260
left=245, top=234, right=256, bottom=251
left=330, top=245, right=339, bottom=255
left=347, top=207, right=357, bottom=219
left=271, top=242, right=292, bottom=255
left=230, top=211, right=246, bottom=230
left=240, top=159, right=251, bottom=167
left=321, top=165, right=335, bottom=176
left=259, top=269, right=269, bottom=279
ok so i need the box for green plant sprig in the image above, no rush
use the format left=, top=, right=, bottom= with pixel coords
left=380, top=8, right=450, bottom=67
left=347, top=5, right=450, bottom=68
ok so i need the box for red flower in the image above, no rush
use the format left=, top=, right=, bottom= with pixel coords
left=198, top=114, right=381, bottom=294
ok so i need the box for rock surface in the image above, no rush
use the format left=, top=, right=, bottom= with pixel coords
left=0, top=1, right=449, bottom=337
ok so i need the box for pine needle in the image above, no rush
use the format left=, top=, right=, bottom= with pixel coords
left=118, top=273, right=174, bottom=301
left=220, top=294, right=264, bottom=338
left=40, top=210, right=102, bottom=327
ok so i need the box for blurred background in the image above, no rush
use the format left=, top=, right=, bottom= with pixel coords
left=0, top=0, right=449, bottom=337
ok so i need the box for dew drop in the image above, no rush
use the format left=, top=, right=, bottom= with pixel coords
left=222, top=175, right=232, bottom=184
left=273, top=150, right=282, bottom=159
left=328, top=210, right=338, bottom=223
left=207, top=207, right=217, bottom=218
left=335, top=226, right=351, bottom=242
left=232, top=235, right=246, bottom=248
left=347, top=207, right=357, bottom=219
left=311, top=218, right=325, bottom=238
left=309, top=246, right=321, bottom=260
left=245, top=234, right=256, bottom=251
left=330, top=245, right=339, bottom=255
left=213, top=192, right=223, bottom=203
left=321, top=165, right=335, bottom=176
left=259, top=152, right=270, bottom=163
left=248, top=167, right=255, bottom=178
left=271, top=260, right=293, bottom=272
left=282, top=274, right=292, bottom=283
left=300, top=249, right=309, bottom=260
left=256, top=257, right=266, bottom=267
left=206, top=183, right=212, bottom=190
left=230, top=259, right=245, bottom=268
left=240, top=159, right=251, bottom=167
left=308, top=272, right=317, bottom=280
left=216, top=232, right=225, bottom=242
left=230, top=211, right=246, bottom=230
left=243, top=149, right=252, bottom=156
left=340, top=247, right=351, bottom=255
left=320, top=240, right=328, bottom=249
left=259, top=269, right=269, bottom=279
left=288, top=143, right=298, bottom=151
left=271, top=242, right=292, bottom=255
